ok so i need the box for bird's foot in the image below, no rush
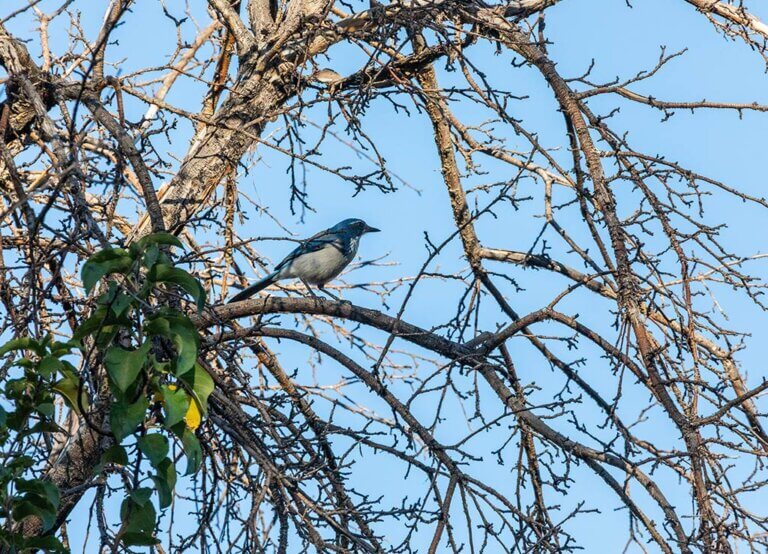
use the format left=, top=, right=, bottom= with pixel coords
left=319, top=286, right=348, bottom=304
left=300, top=279, right=320, bottom=298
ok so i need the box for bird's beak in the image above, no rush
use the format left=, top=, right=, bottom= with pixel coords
left=364, top=224, right=380, bottom=234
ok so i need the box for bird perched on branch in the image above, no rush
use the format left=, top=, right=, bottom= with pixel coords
left=228, top=218, right=380, bottom=303
left=311, top=68, right=344, bottom=85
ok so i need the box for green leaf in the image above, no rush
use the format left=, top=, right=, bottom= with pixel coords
left=53, top=372, right=89, bottom=415
left=96, top=282, right=135, bottom=319
left=103, top=444, right=129, bottom=465
left=160, top=385, right=189, bottom=429
left=168, top=316, right=200, bottom=375
left=119, top=489, right=158, bottom=546
left=150, top=355, right=170, bottom=374
left=142, top=244, right=160, bottom=270
left=5, top=377, right=28, bottom=397
left=136, top=232, right=183, bottom=251
left=0, top=337, right=45, bottom=357
left=110, top=396, right=149, bottom=442
left=145, top=314, right=199, bottom=375
left=49, top=341, right=77, bottom=358
left=151, top=458, right=177, bottom=509
left=23, top=535, right=66, bottom=552
left=150, top=264, right=206, bottom=311
left=180, top=427, right=202, bottom=475
left=72, top=307, right=108, bottom=342
left=38, top=355, right=62, bottom=378
left=16, top=479, right=60, bottom=508
left=9, top=455, right=35, bottom=472
left=12, top=499, right=55, bottom=531
left=144, top=316, right=170, bottom=337
left=138, top=434, right=169, bottom=468
left=95, top=445, right=129, bottom=474
left=36, top=402, right=54, bottom=417
left=43, top=481, right=60, bottom=508
left=72, top=306, right=131, bottom=346
left=12, top=480, right=59, bottom=532
left=131, top=487, right=153, bottom=506
left=180, top=363, right=214, bottom=414
left=13, top=358, right=35, bottom=369
left=105, top=342, right=151, bottom=393
left=81, top=248, right=135, bottom=294
left=97, top=279, right=119, bottom=304
left=121, top=533, right=159, bottom=547
left=26, top=420, right=64, bottom=435
left=110, top=292, right=134, bottom=317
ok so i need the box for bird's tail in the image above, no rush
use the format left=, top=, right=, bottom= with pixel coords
left=228, top=272, right=278, bottom=303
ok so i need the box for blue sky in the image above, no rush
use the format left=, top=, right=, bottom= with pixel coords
left=5, top=0, right=768, bottom=551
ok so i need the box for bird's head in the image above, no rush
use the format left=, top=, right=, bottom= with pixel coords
left=332, top=218, right=380, bottom=237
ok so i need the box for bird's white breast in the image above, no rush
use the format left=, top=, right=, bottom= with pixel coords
left=281, top=242, right=351, bottom=285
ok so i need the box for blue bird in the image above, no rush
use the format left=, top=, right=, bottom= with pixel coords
left=228, top=218, right=379, bottom=303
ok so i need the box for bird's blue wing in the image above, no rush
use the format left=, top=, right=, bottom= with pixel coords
left=273, top=228, right=344, bottom=272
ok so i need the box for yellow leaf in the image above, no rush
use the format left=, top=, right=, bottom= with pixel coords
left=160, top=383, right=201, bottom=430
left=184, top=398, right=202, bottom=431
